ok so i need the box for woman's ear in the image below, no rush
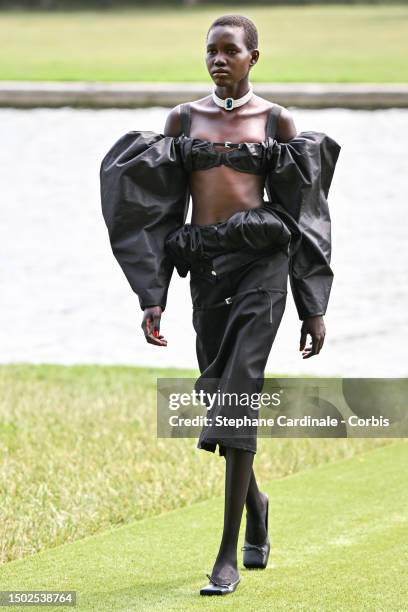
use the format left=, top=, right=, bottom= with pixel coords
left=249, top=49, right=260, bottom=67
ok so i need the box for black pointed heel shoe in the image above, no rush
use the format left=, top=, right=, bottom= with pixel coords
left=242, top=494, right=270, bottom=569
left=199, top=572, right=240, bottom=596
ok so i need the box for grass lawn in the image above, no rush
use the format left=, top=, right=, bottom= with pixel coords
left=0, top=440, right=406, bottom=610
left=0, top=5, right=407, bottom=82
left=0, top=364, right=394, bottom=565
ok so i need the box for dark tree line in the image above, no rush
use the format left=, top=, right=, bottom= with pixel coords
left=1, top=0, right=405, bottom=8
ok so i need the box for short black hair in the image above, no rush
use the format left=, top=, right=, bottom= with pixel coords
left=207, top=14, right=258, bottom=51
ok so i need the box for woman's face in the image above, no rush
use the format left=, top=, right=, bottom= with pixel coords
left=206, top=25, right=258, bottom=86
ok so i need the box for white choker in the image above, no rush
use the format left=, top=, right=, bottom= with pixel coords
left=212, top=83, right=253, bottom=111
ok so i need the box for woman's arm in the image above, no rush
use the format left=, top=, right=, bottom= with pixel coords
left=141, top=108, right=183, bottom=347
left=274, top=109, right=330, bottom=359
left=164, top=105, right=183, bottom=137
left=142, top=105, right=188, bottom=347
left=276, top=107, right=298, bottom=143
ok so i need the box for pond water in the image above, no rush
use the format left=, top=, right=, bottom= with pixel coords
left=1, top=107, right=407, bottom=376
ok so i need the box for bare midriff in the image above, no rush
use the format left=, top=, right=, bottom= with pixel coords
left=187, top=102, right=272, bottom=225
left=189, top=162, right=266, bottom=225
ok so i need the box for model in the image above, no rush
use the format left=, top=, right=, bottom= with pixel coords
left=100, top=13, right=341, bottom=597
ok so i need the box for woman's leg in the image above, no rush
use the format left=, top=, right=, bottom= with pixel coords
left=244, top=468, right=269, bottom=544
left=210, top=447, right=254, bottom=583
left=222, top=457, right=269, bottom=545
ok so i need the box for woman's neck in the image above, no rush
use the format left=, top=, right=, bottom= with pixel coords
left=214, top=79, right=251, bottom=100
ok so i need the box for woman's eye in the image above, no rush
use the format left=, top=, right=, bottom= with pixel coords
left=207, top=49, right=237, bottom=55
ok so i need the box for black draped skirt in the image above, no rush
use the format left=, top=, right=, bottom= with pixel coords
left=165, top=203, right=291, bottom=456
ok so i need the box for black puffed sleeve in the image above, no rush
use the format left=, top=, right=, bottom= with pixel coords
left=100, top=131, right=189, bottom=311
left=265, top=131, right=341, bottom=321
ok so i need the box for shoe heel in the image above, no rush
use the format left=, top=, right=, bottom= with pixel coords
left=242, top=494, right=270, bottom=569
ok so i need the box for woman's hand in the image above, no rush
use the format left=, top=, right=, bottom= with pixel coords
left=141, top=306, right=168, bottom=346
left=299, top=315, right=325, bottom=358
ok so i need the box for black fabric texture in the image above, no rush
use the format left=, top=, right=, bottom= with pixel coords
left=177, top=220, right=290, bottom=456
left=100, top=108, right=341, bottom=318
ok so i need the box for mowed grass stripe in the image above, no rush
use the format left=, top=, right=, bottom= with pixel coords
left=0, top=441, right=406, bottom=611
left=0, top=364, right=391, bottom=565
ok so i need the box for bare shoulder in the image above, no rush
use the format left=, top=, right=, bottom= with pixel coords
left=163, top=96, right=213, bottom=136
left=163, top=104, right=183, bottom=137
left=274, top=103, right=298, bottom=142
left=253, top=95, right=297, bottom=141
left=189, top=95, right=214, bottom=114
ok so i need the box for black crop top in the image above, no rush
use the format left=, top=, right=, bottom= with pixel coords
left=100, top=124, right=341, bottom=319
left=177, top=103, right=282, bottom=175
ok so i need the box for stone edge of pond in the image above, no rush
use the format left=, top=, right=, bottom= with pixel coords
left=0, top=81, right=407, bottom=109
